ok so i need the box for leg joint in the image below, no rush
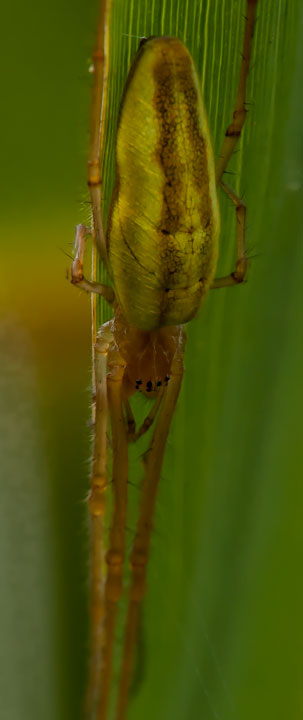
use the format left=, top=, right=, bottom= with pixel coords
left=130, top=549, right=148, bottom=569
left=88, top=474, right=107, bottom=516
left=106, top=549, right=124, bottom=567
left=232, top=257, right=247, bottom=283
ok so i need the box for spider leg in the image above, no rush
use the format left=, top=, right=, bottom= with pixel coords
left=215, top=0, right=258, bottom=186
left=85, top=320, right=113, bottom=719
left=124, top=398, right=136, bottom=437
left=211, top=182, right=247, bottom=289
left=115, top=330, right=186, bottom=720
left=127, top=389, right=164, bottom=443
left=71, top=224, right=115, bottom=305
left=88, top=0, right=112, bottom=277
left=97, top=350, right=128, bottom=720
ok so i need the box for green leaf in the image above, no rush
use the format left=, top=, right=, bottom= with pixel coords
left=99, top=1, right=303, bottom=719
left=1, top=1, right=302, bottom=719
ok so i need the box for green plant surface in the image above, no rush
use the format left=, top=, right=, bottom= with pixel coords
left=100, top=3, right=303, bottom=719
left=1, top=1, right=302, bottom=720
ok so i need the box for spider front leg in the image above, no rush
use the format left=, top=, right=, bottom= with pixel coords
left=211, top=181, right=247, bottom=289
left=97, top=348, right=128, bottom=720
left=85, top=320, right=114, bottom=720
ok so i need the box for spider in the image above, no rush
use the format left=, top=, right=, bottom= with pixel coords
left=71, top=1, right=258, bottom=717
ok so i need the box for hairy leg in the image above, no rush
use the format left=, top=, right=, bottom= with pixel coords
left=85, top=320, right=113, bottom=719
left=97, top=351, right=128, bottom=720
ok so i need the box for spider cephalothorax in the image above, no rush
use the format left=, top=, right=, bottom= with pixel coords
left=112, top=305, right=184, bottom=397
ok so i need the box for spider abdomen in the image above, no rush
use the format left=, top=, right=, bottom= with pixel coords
left=107, top=36, right=220, bottom=331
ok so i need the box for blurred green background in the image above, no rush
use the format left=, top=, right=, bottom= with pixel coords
left=1, top=1, right=302, bottom=719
